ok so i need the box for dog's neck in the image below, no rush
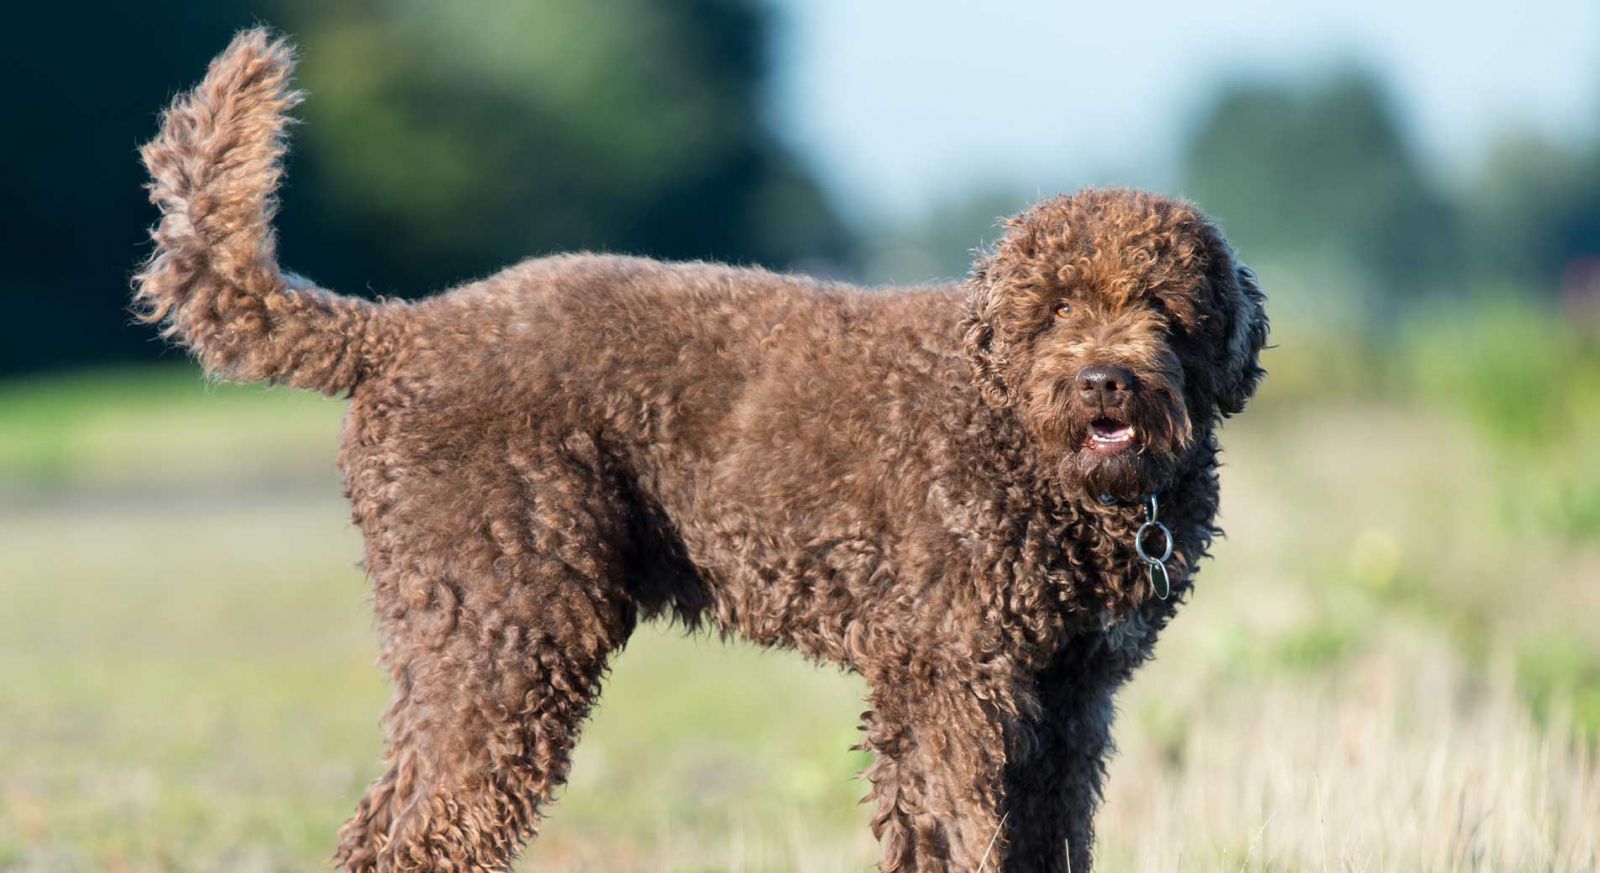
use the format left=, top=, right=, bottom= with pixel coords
left=1072, top=433, right=1220, bottom=620
left=927, top=399, right=1226, bottom=670
left=1021, top=416, right=1222, bottom=626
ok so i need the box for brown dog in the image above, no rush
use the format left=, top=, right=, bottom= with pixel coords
left=135, top=30, right=1267, bottom=873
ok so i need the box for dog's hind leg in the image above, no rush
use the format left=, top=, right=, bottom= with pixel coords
left=333, top=440, right=633, bottom=872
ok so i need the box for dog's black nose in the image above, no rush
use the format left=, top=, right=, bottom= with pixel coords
left=1076, top=364, right=1136, bottom=407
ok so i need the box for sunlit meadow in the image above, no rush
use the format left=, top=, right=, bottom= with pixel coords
left=2, top=296, right=1596, bottom=871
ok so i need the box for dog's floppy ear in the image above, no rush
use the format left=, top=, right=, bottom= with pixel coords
left=1218, top=262, right=1269, bottom=415
left=961, top=262, right=1015, bottom=408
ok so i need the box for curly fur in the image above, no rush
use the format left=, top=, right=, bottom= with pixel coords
left=135, top=30, right=1269, bottom=873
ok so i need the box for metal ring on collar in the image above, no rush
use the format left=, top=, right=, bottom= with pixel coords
left=1135, top=519, right=1174, bottom=565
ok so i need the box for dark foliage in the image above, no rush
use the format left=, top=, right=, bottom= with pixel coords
left=0, top=0, right=850, bottom=375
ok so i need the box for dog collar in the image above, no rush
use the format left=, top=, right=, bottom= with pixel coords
left=1097, top=490, right=1174, bottom=600
left=1134, top=493, right=1174, bottom=599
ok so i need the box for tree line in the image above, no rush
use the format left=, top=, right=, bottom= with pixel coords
left=1, top=2, right=1593, bottom=376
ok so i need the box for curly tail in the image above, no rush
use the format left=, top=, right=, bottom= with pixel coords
left=134, top=28, right=392, bottom=395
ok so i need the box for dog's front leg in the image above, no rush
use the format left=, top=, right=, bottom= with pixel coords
left=999, top=633, right=1142, bottom=873
left=859, top=671, right=1021, bottom=873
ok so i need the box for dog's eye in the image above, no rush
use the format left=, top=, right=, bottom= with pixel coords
left=1054, top=303, right=1071, bottom=319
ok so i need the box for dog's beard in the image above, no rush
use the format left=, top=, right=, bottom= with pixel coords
left=1058, top=440, right=1178, bottom=501
left=1022, top=381, right=1191, bottom=501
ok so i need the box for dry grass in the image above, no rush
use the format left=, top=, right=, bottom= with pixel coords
left=1102, top=637, right=1600, bottom=871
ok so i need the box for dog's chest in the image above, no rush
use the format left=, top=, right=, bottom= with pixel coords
left=1098, top=609, right=1156, bottom=661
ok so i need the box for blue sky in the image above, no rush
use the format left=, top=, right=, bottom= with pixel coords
left=768, top=0, right=1599, bottom=224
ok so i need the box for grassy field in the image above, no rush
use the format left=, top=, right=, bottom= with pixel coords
left=2, top=310, right=1598, bottom=871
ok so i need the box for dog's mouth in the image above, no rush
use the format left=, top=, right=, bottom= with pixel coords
left=1084, top=417, right=1138, bottom=455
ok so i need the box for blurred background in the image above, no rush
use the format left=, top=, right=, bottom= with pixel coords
left=1, top=1, right=1597, bottom=870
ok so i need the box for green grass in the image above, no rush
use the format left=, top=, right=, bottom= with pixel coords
left=0, top=495, right=874, bottom=871
left=2, top=322, right=1597, bottom=871
left=0, top=366, right=343, bottom=490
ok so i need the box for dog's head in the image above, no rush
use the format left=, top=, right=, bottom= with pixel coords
left=962, top=189, right=1268, bottom=501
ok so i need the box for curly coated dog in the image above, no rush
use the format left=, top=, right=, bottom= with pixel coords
left=134, top=30, right=1267, bottom=873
